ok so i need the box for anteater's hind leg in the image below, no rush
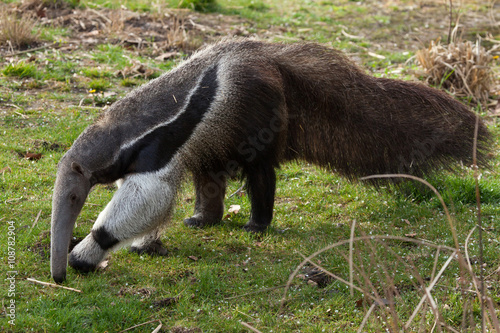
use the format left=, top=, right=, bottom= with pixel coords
left=184, top=172, right=226, bottom=228
left=69, top=168, right=179, bottom=273
left=130, top=229, right=168, bottom=256
left=243, top=163, right=276, bottom=233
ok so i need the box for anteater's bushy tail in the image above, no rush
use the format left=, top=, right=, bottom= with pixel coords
left=273, top=43, right=491, bottom=180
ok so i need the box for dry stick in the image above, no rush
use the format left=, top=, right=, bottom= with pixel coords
left=117, top=319, right=161, bottom=333
left=465, top=227, right=481, bottom=295
left=26, top=209, right=43, bottom=237
left=463, top=226, right=488, bottom=329
left=26, top=278, right=82, bottom=293
left=355, top=237, right=394, bottom=329
left=228, top=183, right=246, bottom=198
left=430, top=247, right=442, bottom=282
left=241, top=321, right=263, bottom=333
left=280, top=236, right=455, bottom=312
left=404, top=250, right=457, bottom=330
left=472, top=114, right=486, bottom=333
left=32, top=209, right=42, bottom=228
left=5, top=43, right=61, bottom=57
left=357, top=303, right=376, bottom=333
left=349, top=219, right=356, bottom=297
left=486, top=297, right=500, bottom=332
left=151, top=322, right=162, bottom=333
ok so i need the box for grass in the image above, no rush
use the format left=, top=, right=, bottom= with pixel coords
left=1, top=0, right=499, bottom=332
left=2, top=61, right=40, bottom=79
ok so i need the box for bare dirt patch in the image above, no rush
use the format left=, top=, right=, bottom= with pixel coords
left=6, top=2, right=261, bottom=56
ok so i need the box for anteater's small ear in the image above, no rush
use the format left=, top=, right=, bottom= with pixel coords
left=71, top=162, right=87, bottom=177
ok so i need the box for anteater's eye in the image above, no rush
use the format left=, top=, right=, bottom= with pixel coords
left=69, top=194, right=78, bottom=203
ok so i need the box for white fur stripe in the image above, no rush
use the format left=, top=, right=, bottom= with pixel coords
left=119, top=67, right=217, bottom=153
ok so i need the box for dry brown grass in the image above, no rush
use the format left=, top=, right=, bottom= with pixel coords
left=416, top=36, right=497, bottom=106
left=0, top=6, right=39, bottom=50
left=281, top=171, right=500, bottom=332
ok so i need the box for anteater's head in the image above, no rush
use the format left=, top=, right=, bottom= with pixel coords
left=50, top=157, right=92, bottom=283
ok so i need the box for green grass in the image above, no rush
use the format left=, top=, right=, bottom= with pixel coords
left=2, top=61, right=40, bottom=79
left=1, top=0, right=499, bottom=331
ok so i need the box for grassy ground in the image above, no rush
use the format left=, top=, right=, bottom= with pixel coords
left=1, top=0, right=500, bottom=332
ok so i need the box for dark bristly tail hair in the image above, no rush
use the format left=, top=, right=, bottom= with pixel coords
left=271, top=42, right=491, bottom=180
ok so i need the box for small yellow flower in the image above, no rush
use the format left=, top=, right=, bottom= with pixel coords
left=494, top=55, right=499, bottom=59
left=89, top=89, right=96, bottom=93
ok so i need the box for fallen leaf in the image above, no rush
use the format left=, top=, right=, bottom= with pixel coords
left=97, top=260, right=109, bottom=269
left=228, top=205, right=241, bottom=214
left=19, top=152, right=43, bottom=160
left=188, top=255, right=198, bottom=261
left=355, top=299, right=364, bottom=308
left=307, top=280, right=318, bottom=287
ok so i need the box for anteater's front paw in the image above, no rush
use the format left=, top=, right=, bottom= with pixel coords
left=68, top=252, right=97, bottom=273
left=130, top=239, right=168, bottom=256
left=183, top=216, right=220, bottom=229
left=68, top=234, right=107, bottom=273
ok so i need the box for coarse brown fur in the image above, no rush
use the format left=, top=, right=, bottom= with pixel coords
left=180, top=40, right=490, bottom=182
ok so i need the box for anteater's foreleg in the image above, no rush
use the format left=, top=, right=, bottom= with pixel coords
left=69, top=169, right=179, bottom=273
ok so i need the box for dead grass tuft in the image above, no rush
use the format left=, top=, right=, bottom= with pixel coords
left=0, top=6, right=39, bottom=50
left=416, top=37, right=498, bottom=106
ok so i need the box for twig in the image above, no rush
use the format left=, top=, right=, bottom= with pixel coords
left=349, top=219, right=356, bottom=297
left=464, top=227, right=480, bottom=295
left=404, top=250, right=457, bottom=329
left=31, top=209, right=42, bottom=229
left=117, top=319, right=161, bottom=333
left=228, top=183, right=245, bottom=198
left=357, top=303, right=376, bottom=333
left=5, top=43, right=61, bottom=57
left=27, top=209, right=42, bottom=236
left=472, top=114, right=486, bottom=332
left=151, top=322, right=162, bottom=333
left=241, top=322, right=263, bottom=333
left=26, top=278, right=82, bottom=293
left=430, top=247, right=441, bottom=282
left=486, top=297, right=500, bottom=331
